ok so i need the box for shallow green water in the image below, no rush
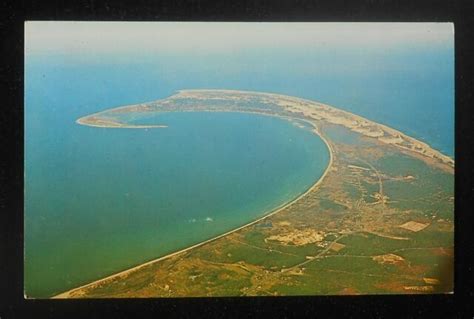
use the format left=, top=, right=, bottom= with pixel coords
left=24, top=111, right=329, bottom=298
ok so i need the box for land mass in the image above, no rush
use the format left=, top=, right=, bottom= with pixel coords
left=56, top=89, right=453, bottom=297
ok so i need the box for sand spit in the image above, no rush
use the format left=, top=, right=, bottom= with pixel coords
left=78, top=89, right=453, bottom=169
left=76, top=117, right=167, bottom=129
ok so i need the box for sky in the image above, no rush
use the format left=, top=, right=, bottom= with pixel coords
left=25, top=22, right=453, bottom=56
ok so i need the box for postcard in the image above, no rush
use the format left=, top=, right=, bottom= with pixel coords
left=24, top=22, right=454, bottom=298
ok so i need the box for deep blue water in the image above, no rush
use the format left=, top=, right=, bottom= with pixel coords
left=25, top=43, right=453, bottom=297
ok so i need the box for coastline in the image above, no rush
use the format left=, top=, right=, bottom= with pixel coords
left=53, top=119, right=334, bottom=299
left=177, top=89, right=454, bottom=168
left=78, top=89, right=454, bottom=168
left=55, top=89, right=453, bottom=298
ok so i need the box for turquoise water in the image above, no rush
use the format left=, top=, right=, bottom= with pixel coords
left=25, top=109, right=329, bottom=298
left=25, top=41, right=453, bottom=297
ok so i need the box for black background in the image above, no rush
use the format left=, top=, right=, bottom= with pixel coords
left=1, top=0, right=473, bottom=318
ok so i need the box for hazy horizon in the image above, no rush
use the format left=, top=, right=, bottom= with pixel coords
left=25, top=22, right=453, bottom=57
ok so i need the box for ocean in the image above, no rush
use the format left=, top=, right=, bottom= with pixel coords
left=25, top=42, right=453, bottom=297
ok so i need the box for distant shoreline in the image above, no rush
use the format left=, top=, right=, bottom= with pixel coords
left=77, top=89, right=454, bottom=169
left=54, top=117, right=333, bottom=298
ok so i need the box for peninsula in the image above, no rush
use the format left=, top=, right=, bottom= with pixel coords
left=57, top=90, right=454, bottom=297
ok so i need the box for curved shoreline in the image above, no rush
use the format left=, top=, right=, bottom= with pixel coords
left=53, top=118, right=333, bottom=299
left=78, top=89, right=453, bottom=167
left=55, top=89, right=452, bottom=298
